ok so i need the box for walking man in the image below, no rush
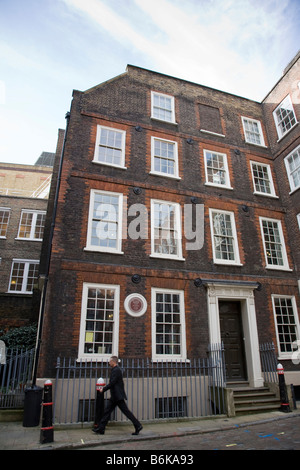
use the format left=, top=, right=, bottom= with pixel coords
left=93, top=356, right=143, bottom=435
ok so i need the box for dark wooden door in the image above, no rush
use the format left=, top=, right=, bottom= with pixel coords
left=219, top=301, right=247, bottom=381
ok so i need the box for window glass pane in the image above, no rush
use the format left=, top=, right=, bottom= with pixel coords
left=97, top=127, right=124, bottom=166
left=262, top=220, right=283, bottom=266
left=287, top=149, right=300, bottom=190
left=152, top=93, right=174, bottom=122
left=243, top=118, right=262, bottom=145
left=34, top=213, right=46, bottom=239
left=252, top=163, right=271, bottom=194
left=275, top=96, right=296, bottom=137
left=212, top=212, right=235, bottom=260
left=153, top=203, right=178, bottom=255
left=0, top=209, right=10, bottom=237
left=275, top=298, right=298, bottom=353
left=9, top=261, right=39, bottom=293
left=18, top=212, right=33, bottom=238
left=84, top=287, right=115, bottom=355
left=9, top=262, right=25, bottom=291
left=154, top=292, right=182, bottom=356
left=153, top=139, right=175, bottom=175
left=26, top=263, right=39, bottom=291
left=18, top=211, right=45, bottom=239
left=205, top=152, right=227, bottom=185
left=90, top=193, right=120, bottom=249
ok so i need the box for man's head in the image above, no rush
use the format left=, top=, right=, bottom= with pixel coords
left=109, top=356, right=118, bottom=367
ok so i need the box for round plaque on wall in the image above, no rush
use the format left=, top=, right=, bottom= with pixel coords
left=124, top=293, right=147, bottom=317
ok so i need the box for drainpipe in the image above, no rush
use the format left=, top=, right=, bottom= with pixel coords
left=31, top=111, right=71, bottom=387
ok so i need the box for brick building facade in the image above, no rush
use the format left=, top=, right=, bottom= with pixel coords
left=0, top=160, right=53, bottom=331
left=38, top=55, right=300, bottom=389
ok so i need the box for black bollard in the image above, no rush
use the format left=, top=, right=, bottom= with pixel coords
left=93, top=377, right=105, bottom=429
left=277, top=363, right=291, bottom=413
left=40, top=379, right=54, bottom=444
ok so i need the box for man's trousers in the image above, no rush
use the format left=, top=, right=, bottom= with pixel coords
left=97, top=399, right=141, bottom=431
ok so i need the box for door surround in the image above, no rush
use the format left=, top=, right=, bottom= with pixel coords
left=204, top=280, right=264, bottom=388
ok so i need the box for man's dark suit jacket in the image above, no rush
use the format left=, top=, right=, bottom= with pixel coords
left=103, top=365, right=127, bottom=403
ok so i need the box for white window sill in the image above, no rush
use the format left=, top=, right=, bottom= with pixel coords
left=150, top=254, right=185, bottom=261
left=200, top=129, right=225, bottom=138
left=288, top=185, right=300, bottom=196
left=151, top=117, right=178, bottom=126
left=253, top=191, right=279, bottom=199
left=7, top=291, right=32, bottom=295
left=152, top=357, right=190, bottom=363
left=84, top=247, right=124, bottom=255
left=213, top=260, right=243, bottom=266
left=15, top=237, right=42, bottom=242
left=92, top=160, right=127, bottom=170
left=245, top=141, right=268, bottom=148
left=77, top=355, right=111, bottom=362
left=276, top=122, right=298, bottom=142
left=277, top=355, right=293, bottom=361
left=205, top=182, right=233, bottom=190
left=149, top=171, right=181, bottom=181
left=265, top=265, right=293, bottom=272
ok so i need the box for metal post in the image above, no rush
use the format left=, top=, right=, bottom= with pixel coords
left=277, top=363, right=291, bottom=413
left=40, top=379, right=54, bottom=443
left=93, top=377, right=105, bottom=429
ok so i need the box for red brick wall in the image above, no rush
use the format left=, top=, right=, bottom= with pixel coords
left=38, top=64, right=300, bottom=377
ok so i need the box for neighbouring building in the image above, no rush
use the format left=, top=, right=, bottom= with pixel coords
left=0, top=155, right=54, bottom=331
left=37, top=54, right=300, bottom=412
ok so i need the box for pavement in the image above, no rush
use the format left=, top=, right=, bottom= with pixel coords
left=1, top=407, right=300, bottom=450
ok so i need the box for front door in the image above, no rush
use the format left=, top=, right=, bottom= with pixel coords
left=219, top=301, right=247, bottom=381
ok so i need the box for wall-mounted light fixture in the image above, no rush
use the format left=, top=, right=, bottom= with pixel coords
left=132, top=274, right=142, bottom=284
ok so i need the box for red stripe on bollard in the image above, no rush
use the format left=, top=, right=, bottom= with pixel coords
left=40, top=380, right=54, bottom=444
left=277, top=363, right=291, bottom=413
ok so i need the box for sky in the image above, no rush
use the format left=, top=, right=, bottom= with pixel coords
left=0, top=0, right=299, bottom=166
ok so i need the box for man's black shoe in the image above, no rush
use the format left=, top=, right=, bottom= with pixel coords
left=92, top=427, right=105, bottom=434
left=132, top=425, right=143, bottom=435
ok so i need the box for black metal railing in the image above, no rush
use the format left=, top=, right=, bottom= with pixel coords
left=53, top=344, right=226, bottom=424
left=0, top=348, right=35, bottom=409
left=259, top=342, right=278, bottom=383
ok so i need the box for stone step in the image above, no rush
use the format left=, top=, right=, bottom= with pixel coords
left=233, top=389, right=276, bottom=398
left=235, top=403, right=281, bottom=415
left=235, top=396, right=280, bottom=407
left=230, top=385, right=281, bottom=415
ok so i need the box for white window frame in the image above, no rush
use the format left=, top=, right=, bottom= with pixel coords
left=297, top=213, right=300, bottom=230
left=150, top=136, right=180, bottom=179
left=272, top=295, right=300, bottom=360
left=93, top=125, right=126, bottom=169
left=8, top=259, right=39, bottom=294
left=16, top=210, right=46, bottom=241
left=151, top=91, right=176, bottom=123
left=209, top=209, right=242, bottom=265
left=284, top=145, right=300, bottom=193
left=151, top=287, right=187, bottom=361
left=0, top=207, right=11, bottom=238
left=78, top=283, right=120, bottom=361
left=259, top=217, right=291, bottom=271
left=85, top=190, right=124, bottom=254
left=273, top=95, right=298, bottom=140
left=204, top=150, right=232, bottom=189
left=241, top=117, right=266, bottom=147
left=250, top=161, right=277, bottom=198
left=150, top=199, right=184, bottom=261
